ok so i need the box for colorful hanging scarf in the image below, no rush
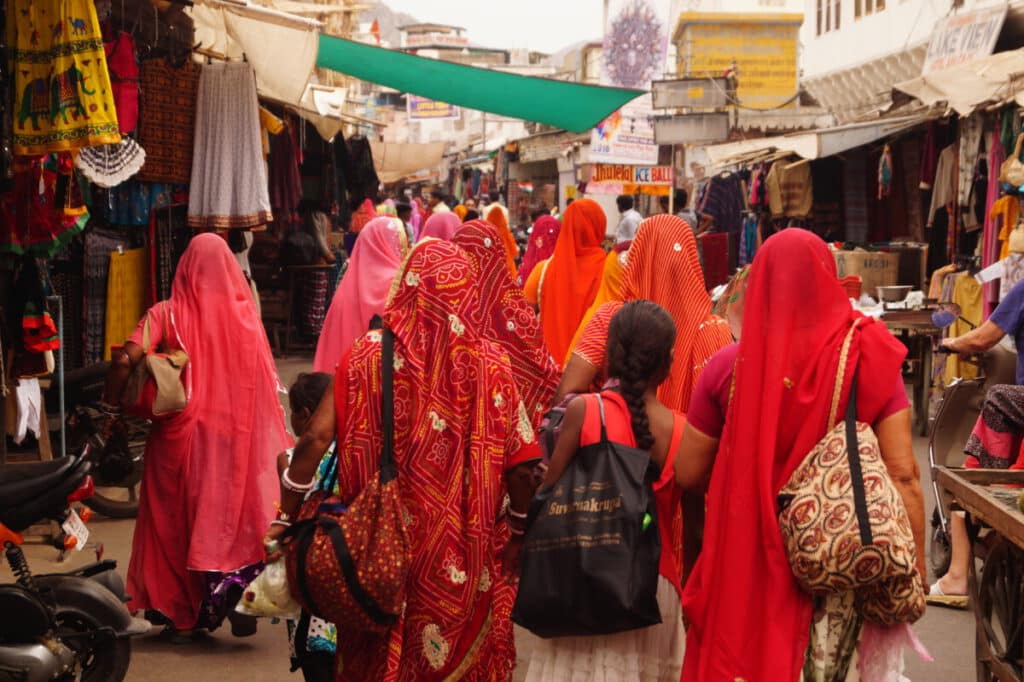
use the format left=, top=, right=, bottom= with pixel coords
left=330, top=240, right=537, bottom=680
left=418, top=212, right=461, bottom=241
left=11, top=0, right=121, bottom=154
left=313, top=216, right=409, bottom=372
left=453, top=220, right=560, bottom=424
left=517, top=215, right=561, bottom=287
left=537, top=198, right=607, bottom=365
left=681, top=229, right=906, bottom=682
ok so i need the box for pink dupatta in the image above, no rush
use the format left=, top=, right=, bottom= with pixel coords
left=313, top=217, right=409, bottom=372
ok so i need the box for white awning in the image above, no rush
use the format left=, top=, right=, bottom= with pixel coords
left=190, top=0, right=320, bottom=105
left=893, top=48, right=1024, bottom=116
left=370, top=142, right=448, bottom=184
left=705, top=115, right=930, bottom=167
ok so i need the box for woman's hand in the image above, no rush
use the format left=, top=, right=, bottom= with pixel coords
left=262, top=523, right=288, bottom=563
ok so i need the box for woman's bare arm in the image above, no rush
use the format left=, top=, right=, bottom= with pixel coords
left=674, top=423, right=719, bottom=491
left=554, top=355, right=599, bottom=405
left=875, top=407, right=927, bottom=582
left=102, top=341, right=144, bottom=406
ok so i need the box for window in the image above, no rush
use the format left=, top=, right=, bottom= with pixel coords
left=855, top=0, right=884, bottom=19
left=816, top=0, right=841, bottom=35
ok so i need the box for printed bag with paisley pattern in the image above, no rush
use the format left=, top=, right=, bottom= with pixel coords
left=776, top=320, right=924, bottom=624
left=284, top=328, right=412, bottom=634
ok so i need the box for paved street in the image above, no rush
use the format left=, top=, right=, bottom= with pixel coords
left=3, top=357, right=976, bottom=680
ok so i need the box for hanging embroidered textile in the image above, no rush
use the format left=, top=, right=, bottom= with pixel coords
left=10, top=0, right=121, bottom=155
left=137, top=59, right=199, bottom=184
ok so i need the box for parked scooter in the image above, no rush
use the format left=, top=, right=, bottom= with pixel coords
left=0, top=442, right=149, bottom=681
left=928, top=302, right=1017, bottom=575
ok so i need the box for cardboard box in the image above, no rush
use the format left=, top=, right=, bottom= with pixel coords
left=834, top=251, right=899, bottom=296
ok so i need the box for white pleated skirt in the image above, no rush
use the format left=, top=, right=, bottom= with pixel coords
left=518, top=576, right=685, bottom=682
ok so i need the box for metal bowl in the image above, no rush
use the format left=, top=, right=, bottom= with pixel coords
left=876, top=285, right=912, bottom=303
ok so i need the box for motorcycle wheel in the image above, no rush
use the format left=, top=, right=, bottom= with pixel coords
left=930, top=512, right=952, bottom=578
left=54, top=610, right=131, bottom=682
left=67, top=410, right=147, bottom=519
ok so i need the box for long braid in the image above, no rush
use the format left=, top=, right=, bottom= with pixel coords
left=606, top=301, right=676, bottom=451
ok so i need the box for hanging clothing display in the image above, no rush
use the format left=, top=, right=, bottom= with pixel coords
left=50, top=240, right=85, bottom=370
left=10, top=0, right=121, bottom=154
left=0, top=5, right=13, bottom=191
left=958, top=114, right=985, bottom=229
left=944, top=272, right=983, bottom=385
left=765, top=160, right=813, bottom=219
left=269, top=121, right=303, bottom=213
left=103, top=248, right=146, bottom=360
left=149, top=205, right=192, bottom=304
left=927, top=144, right=957, bottom=228
left=137, top=59, right=200, bottom=184
left=697, top=171, right=744, bottom=233
left=984, top=130, right=1008, bottom=317
left=104, top=31, right=139, bottom=134
left=83, top=228, right=127, bottom=365
left=0, top=156, right=85, bottom=257
left=187, top=63, right=272, bottom=229
left=991, top=195, right=1020, bottom=260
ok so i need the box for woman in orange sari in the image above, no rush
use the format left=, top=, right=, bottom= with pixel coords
left=522, top=198, right=608, bottom=366
left=557, top=214, right=732, bottom=412
left=565, top=240, right=630, bottom=365
left=484, top=203, right=519, bottom=279
left=275, top=240, right=540, bottom=680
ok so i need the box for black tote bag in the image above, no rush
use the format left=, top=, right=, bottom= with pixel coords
left=512, top=394, right=662, bottom=638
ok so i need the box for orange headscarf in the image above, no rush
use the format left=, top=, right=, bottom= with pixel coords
left=566, top=248, right=627, bottom=363
left=538, top=198, right=607, bottom=364
left=485, top=204, right=518, bottom=279
left=622, top=214, right=727, bottom=410
left=454, top=204, right=468, bottom=221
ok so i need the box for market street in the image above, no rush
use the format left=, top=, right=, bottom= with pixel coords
left=5, top=358, right=974, bottom=681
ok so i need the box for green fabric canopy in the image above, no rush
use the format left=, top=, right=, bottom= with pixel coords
left=316, top=35, right=643, bottom=134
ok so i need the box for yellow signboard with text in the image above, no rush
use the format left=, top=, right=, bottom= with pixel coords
left=674, top=13, right=801, bottom=110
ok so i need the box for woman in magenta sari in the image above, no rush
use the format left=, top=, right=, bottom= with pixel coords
left=102, top=234, right=291, bottom=638
left=313, top=216, right=410, bottom=373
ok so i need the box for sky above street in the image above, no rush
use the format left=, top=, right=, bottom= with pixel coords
left=381, top=0, right=606, bottom=53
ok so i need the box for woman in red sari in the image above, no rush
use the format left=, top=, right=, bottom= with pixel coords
left=275, top=240, right=539, bottom=680
left=676, top=229, right=926, bottom=681
left=452, top=219, right=560, bottom=426
left=103, top=234, right=291, bottom=636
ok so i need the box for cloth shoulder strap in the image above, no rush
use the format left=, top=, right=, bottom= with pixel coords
left=827, top=318, right=861, bottom=428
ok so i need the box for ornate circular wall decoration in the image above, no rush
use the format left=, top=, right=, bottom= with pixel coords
left=603, top=0, right=665, bottom=89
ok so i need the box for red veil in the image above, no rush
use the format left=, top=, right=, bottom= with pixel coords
left=681, top=229, right=906, bottom=681
left=331, top=240, right=537, bottom=680
left=453, top=219, right=560, bottom=425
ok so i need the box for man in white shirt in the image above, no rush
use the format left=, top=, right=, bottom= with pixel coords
left=615, top=195, right=642, bottom=244
left=428, top=191, right=451, bottom=215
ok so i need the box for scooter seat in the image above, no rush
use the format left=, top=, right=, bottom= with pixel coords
left=0, top=457, right=86, bottom=516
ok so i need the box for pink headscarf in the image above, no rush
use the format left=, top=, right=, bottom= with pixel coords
left=313, top=217, right=410, bottom=372
left=410, top=198, right=424, bottom=239
left=418, top=212, right=462, bottom=242
left=517, top=215, right=560, bottom=286
left=164, top=233, right=291, bottom=571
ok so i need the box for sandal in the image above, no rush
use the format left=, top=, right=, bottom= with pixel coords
left=926, top=580, right=968, bottom=609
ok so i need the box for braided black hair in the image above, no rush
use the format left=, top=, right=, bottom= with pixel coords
left=288, top=372, right=332, bottom=415
left=605, top=300, right=676, bottom=450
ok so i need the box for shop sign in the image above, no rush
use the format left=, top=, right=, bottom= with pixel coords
left=405, top=33, right=470, bottom=49
left=407, top=95, right=460, bottom=120
left=587, top=165, right=673, bottom=196
left=675, top=13, right=801, bottom=110
left=518, top=131, right=587, bottom=163
left=922, top=5, right=1007, bottom=74
left=652, top=77, right=730, bottom=109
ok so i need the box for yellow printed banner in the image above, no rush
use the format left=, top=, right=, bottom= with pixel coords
left=11, top=0, right=121, bottom=154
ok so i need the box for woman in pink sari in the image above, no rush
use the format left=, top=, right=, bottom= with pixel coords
left=313, top=216, right=410, bottom=372
left=417, top=211, right=461, bottom=241
left=102, top=233, right=291, bottom=638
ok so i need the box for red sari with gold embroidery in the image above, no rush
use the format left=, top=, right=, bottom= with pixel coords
left=331, top=240, right=538, bottom=681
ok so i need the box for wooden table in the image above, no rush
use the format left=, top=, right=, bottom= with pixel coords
left=935, top=467, right=1024, bottom=682
left=882, top=310, right=941, bottom=436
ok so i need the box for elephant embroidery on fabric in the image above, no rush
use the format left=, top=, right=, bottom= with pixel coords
left=51, top=21, right=63, bottom=39
left=18, top=73, right=52, bottom=130
left=17, top=65, right=94, bottom=130
left=51, top=64, right=93, bottom=124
